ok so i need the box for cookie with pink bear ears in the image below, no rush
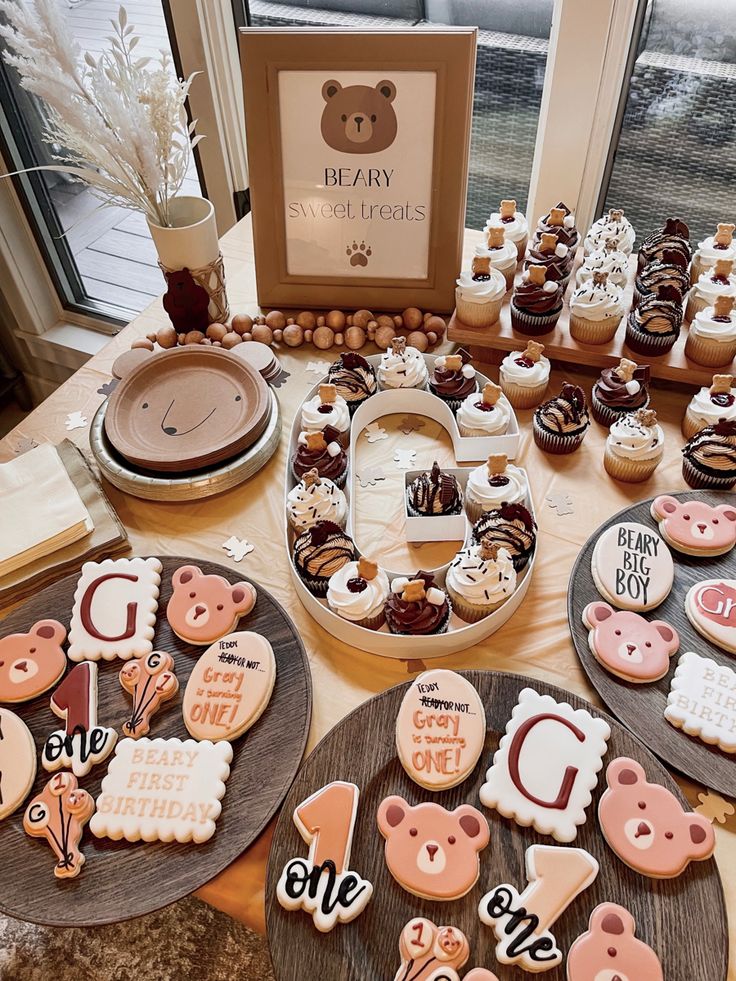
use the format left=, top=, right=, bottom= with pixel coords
left=166, top=565, right=257, bottom=645
left=651, top=494, right=736, bottom=557
left=567, top=902, right=663, bottom=981
left=582, top=601, right=679, bottom=682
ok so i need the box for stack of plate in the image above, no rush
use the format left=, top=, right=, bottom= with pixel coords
left=232, top=341, right=283, bottom=384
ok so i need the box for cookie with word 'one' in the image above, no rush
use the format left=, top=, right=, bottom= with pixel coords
left=0, top=619, right=67, bottom=703
left=24, top=772, right=95, bottom=879
left=393, top=918, right=470, bottom=981
left=591, top=522, right=674, bottom=611
left=651, top=495, right=736, bottom=557
left=685, top=579, right=736, bottom=654
left=566, top=903, right=663, bottom=981
left=166, top=565, right=257, bottom=645
left=582, top=602, right=679, bottom=682
left=0, top=707, right=37, bottom=820
left=277, top=781, right=373, bottom=932
left=396, top=669, right=486, bottom=791
left=41, top=662, right=117, bottom=777
left=665, top=651, right=736, bottom=753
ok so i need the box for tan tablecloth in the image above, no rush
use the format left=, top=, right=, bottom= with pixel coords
left=1, top=217, right=733, bottom=976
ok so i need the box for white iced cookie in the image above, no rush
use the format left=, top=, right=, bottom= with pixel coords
left=0, top=707, right=36, bottom=820
left=41, top=662, right=117, bottom=777
left=591, top=522, right=674, bottom=611
left=665, top=651, right=736, bottom=752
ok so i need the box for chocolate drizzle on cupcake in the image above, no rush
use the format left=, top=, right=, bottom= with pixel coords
left=628, top=288, right=683, bottom=337
left=683, top=420, right=736, bottom=476
left=536, top=383, right=589, bottom=435
left=472, top=503, right=537, bottom=571
left=385, top=571, right=450, bottom=636
left=408, top=461, right=463, bottom=516
left=327, top=352, right=377, bottom=405
left=638, top=217, right=691, bottom=271
left=293, top=520, right=357, bottom=587
left=635, top=250, right=690, bottom=302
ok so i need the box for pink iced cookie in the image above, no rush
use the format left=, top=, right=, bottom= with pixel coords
left=393, top=918, right=470, bottom=981
left=166, top=565, right=257, bottom=645
left=567, top=903, right=663, bottom=981
left=651, top=495, right=736, bottom=557
left=24, top=772, right=95, bottom=879
left=582, top=602, right=679, bottom=682
left=591, top=522, right=673, bottom=611
left=0, top=619, right=67, bottom=703
left=685, top=579, right=736, bottom=654
left=464, top=972, right=499, bottom=981
left=377, top=796, right=489, bottom=901
left=598, top=757, right=715, bottom=878
left=119, top=650, right=179, bottom=738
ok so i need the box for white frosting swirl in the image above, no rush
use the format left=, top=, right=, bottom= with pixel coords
left=484, top=211, right=528, bottom=244
left=377, top=346, right=429, bottom=389
left=301, top=393, right=351, bottom=434
left=584, top=213, right=635, bottom=255
left=287, top=476, right=347, bottom=530
left=576, top=248, right=630, bottom=289
left=695, top=236, right=736, bottom=271
left=466, top=462, right=527, bottom=508
left=606, top=414, right=664, bottom=461
left=500, top=350, right=550, bottom=387
left=446, top=544, right=517, bottom=607
left=569, top=278, right=624, bottom=321
left=477, top=240, right=517, bottom=274
left=456, top=390, right=511, bottom=435
left=455, top=267, right=506, bottom=304
left=690, top=307, right=736, bottom=342
left=689, top=386, right=736, bottom=424
left=327, top=561, right=389, bottom=621
left=691, top=271, right=736, bottom=304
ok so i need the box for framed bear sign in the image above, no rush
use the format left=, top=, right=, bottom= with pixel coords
left=240, top=28, right=477, bottom=311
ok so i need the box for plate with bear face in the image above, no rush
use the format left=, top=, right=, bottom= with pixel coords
left=104, top=347, right=271, bottom=471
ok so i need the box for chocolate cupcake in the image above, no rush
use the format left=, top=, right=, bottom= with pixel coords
left=633, top=249, right=690, bottom=307
left=681, top=420, right=736, bottom=490
left=407, top=461, right=463, bottom=517
left=327, top=352, right=377, bottom=415
left=472, top=502, right=537, bottom=571
left=637, top=217, right=691, bottom=272
left=591, top=358, right=650, bottom=426
left=292, top=520, right=357, bottom=596
left=625, top=287, right=682, bottom=357
left=524, top=232, right=574, bottom=288
left=533, top=201, right=579, bottom=250
left=291, top=425, right=347, bottom=488
left=510, top=264, right=564, bottom=335
left=385, top=571, right=452, bottom=636
left=429, top=348, right=478, bottom=412
left=533, top=382, right=590, bottom=454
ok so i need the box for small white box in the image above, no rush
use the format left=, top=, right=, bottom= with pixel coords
left=403, top=468, right=470, bottom=544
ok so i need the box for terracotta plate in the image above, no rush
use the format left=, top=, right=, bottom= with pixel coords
left=104, top=347, right=270, bottom=471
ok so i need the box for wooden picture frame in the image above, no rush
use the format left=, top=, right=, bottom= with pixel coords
left=239, top=28, right=476, bottom=312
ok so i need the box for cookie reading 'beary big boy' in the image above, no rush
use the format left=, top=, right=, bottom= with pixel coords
left=566, top=903, right=663, bottom=981
left=591, top=522, right=674, bottom=611
left=582, top=602, right=679, bottom=683
left=0, top=619, right=67, bottom=704
left=166, top=565, right=257, bottom=645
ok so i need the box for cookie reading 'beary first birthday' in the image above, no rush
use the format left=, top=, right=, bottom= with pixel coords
left=567, top=903, right=663, bottom=981
left=685, top=579, right=736, bottom=654
left=665, top=651, right=736, bottom=752
left=591, top=522, right=674, bottom=611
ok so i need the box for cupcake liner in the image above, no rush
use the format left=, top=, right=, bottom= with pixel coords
left=603, top=446, right=662, bottom=483
left=297, top=569, right=331, bottom=597
left=499, top=377, right=549, bottom=409
left=624, top=320, right=678, bottom=357
left=682, top=457, right=736, bottom=490
left=689, top=257, right=705, bottom=283
left=292, top=463, right=347, bottom=489
left=455, top=294, right=503, bottom=328
left=568, top=312, right=622, bottom=345
left=591, top=390, right=650, bottom=427
left=446, top=582, right=506, bottom=623
left=684, top=331, right=736, bottom=368
left=344, top=392, right=373, bottom=417
left=682, top=408, right=706, bottom=440
left=513, top=235, right=528, bottom=261
left=685, top=291, right=708, bottom=323
left=533, top=416, right=587, bottom=455
left=499, top=266, right=516, bottom=292
left=510, top=302, right=562, bottom=336
left=377, top=376, right=428, bottom=393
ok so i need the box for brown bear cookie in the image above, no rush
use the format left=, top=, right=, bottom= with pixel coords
left=320, top=79, right=397, bottom=153
left=0, top=619, right=67, bottom=703
left=166, top=565, right=257, bottom=645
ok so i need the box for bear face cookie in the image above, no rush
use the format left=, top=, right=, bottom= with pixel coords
left=393, top=918, right=470, bottom=981
left=0, top=619, right=67, bottom=703
left=664, top=651, right=736, bottom=753
left=685, top=579, right=736, bottom=654
left=320, top=79, right=397, bottom=154
left=651, top=495, right=736, bottom=557
left=567, top=903, right=663, bottom=981
left=0, top=707, right=37, bottom=820
left=598, top=757, right=715, bottom=878
left=377, top=796, right=489, bottom=901
left=166, top=565, right=257, bottom=645
left=591, top=522, right=674, bottom=611
left=582, top=602, right=679, bottom=682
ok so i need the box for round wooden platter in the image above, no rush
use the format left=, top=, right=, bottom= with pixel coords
left=568, top=490, right=736, bottom=798
left=265, top=671, right=727, bottom=981
left=0, top=556, right=312, bottom=927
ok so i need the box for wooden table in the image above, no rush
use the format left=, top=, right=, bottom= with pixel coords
left=1, top=216, right=734, bottom=976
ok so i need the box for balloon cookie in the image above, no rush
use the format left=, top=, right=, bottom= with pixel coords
left=567, top=903, right=663, bottom=981
left=119, top=650, right=179, bottom=738
left=395, top=669, right=486, bottom=791
left=582, top=602, right=679, bottom=682
left=182, top=631, right=276, bottom=741
left=377, top=796, right=489, bottom=901
left=67, top=557, right=162, bottom=662
left=665, top=651, right=736, bottom=753
left=392, top=918, right=470, bottom=981
left=480, top=687, right=610, bottom=842
left=277, top=781, right=373, bottom=932
left=651, top=495, right=736, bottom=557
left=591, top=522, right=674, bottom=611
left=465, top=973, right=499, bottom=981
left=685, top=579, right=736, bottom=654
left=0, top=619, right=67, bottom=703
left=598, top=757, right=715, bottom=878
left=41, top=661, right=117, bottom=777
left=24, top=772, right=95, bottom=879
left=0, top=707, right=37, bottom=820
left=166, top=565, right=257, bottom=645
left=478, top=844, right=599, bottom=973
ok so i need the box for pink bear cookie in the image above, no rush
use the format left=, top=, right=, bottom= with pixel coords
left=393, top=918, right=470, bottom=981
left=0, top=620, right=67, bottom=703
left=166, top=565, right=256, bottom=645
left=582, top=602, right=679, bottom=683
left=651, top=495, right=736, bottom=557
left=567, top=902, right=663, bottom=981
left=598, top=757, right=715, bottom=878
left=377, top=796, right=489, bottom=901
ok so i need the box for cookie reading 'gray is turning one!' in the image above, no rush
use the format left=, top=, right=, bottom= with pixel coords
left=591, top=522, right=674, bottom=611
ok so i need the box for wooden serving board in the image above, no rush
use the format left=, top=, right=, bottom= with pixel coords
left=265, top=671, right=727, bottom=981
left=0, top=556, right=312, bottom=927
left=568, top=491, right=736, bottom=798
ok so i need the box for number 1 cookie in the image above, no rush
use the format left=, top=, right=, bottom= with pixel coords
left=24, top=772, right=95, bottom=879
left=42, top=662, right=117, bottom=777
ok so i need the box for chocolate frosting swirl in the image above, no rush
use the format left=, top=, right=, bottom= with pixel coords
left=594, top=364, right=650, bottom=408
left=385, top=571, right=449, bottom=635
left=327, top=353, right=377, bottom=403
left=471, top=503, right=537, bottom=570
left=293, top=521, right=356, bottom=579
left=683, top=420, right=736, bottom=476
left=524, top=245, right=574, bottom=282
left=513, top=273, right=563, bottom=314
left=535, top=383, right=590, bottom=435
left=409, top=462, right=463, bottom=515
left=628, top=292, right=682, bottom=337
left=533, top=202, right=579, bottom=248
left=292, top=434, right=347, bottom=482
left=431, top=364, right=477, bottom=399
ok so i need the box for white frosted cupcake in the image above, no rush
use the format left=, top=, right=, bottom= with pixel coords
left=499, top=339, right=550, bottom=409
left=604, top=408, right=664, bottom=483
left=446, top=540, right=517, bottom=622
left=683, top=374, right=736, bottom=439
left=584, top=208, right=636, bottom=255
left=690, top=223, right=736, bottom=281
left=457, top=381, right=512, bottom=437
left=484, top=198, right=529, bottom=259
left=287, top=468, right=347, bottom=533
left=685, top=296, right=736, bottom=367
left=300, top=383, right=351, bottom=444
left=377, top=337, right=428, bottom=390
left=455, top=250, right=506, bottom=327
left=326, top=556, right=389, bottom=631
left=465, top=453, right=528, bottom=523
left=568, top=271, right=625, bottom=344
left=482, top=225, right=518, bottom=291
left=576, top=246, right=630, bottom=289
left=685, top=260, right=736, bottom=322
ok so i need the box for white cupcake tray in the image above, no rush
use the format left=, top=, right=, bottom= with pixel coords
left=284, top=354, right=536, bottom=658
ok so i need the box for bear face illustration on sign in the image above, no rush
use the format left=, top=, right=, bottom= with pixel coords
left=320, top=79, right=398, bottom=153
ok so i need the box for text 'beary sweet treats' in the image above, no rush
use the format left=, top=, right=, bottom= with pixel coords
left=395, top=669, right=486, bottom=791
left=651, top=495, right=736, bottom=557
left=24, top=772, right=95, bottom=879
left=0, top=707, right=36, bottom=821
left=119, top=651, right=179, bottom=738
left=685, top=579, right=736, bottom=654
left=478, top=843, right=598, bottom=972
left=591, top=522, right=674, bottom=612
left=166, top=564, right=257, bottom=645
left=598, top=757, right=715, bottom=877
left=392, top=918, right=470, bottom=981
left=0, top=619, right=67, bottom=704
left=67, top=557, right=162, bottom=662
left=377, top=796, right=489, bottom=901
left=582, top=602, right=679, bottom=683
left=89, top=737, right=233, bottom=844
left=276, top=781, right=373, bottom=932
left=41, top=661, right=117, bottom=777
left=567, top=903, right=663, bottom=981
left=664, top=651, right=736, bottom=753
left=183, top=631, right=276, bottom=741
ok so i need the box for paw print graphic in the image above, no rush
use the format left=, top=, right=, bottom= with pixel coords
left=346, top=241, right=372, bottom=267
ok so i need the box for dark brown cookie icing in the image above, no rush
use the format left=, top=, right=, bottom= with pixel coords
left=408, top=461, right=463, bottom=516
left=292, top=425, right=346, bottom=481
left=512, top=269, right=563, bottom=314
left=385, top=571, right=450, bottom=635
left=638, top=217, right=691, bottom=271
left=293, top=520, right=357, bottom=581
left=472, top=503, right=537, bottom=571
left=327, top=352, right=377, bottom=404
left=682, top=420, right=736, bottom=477
left=593, top=362, right=650, bottom=410
left=535, top=383, right=590, bottom=435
